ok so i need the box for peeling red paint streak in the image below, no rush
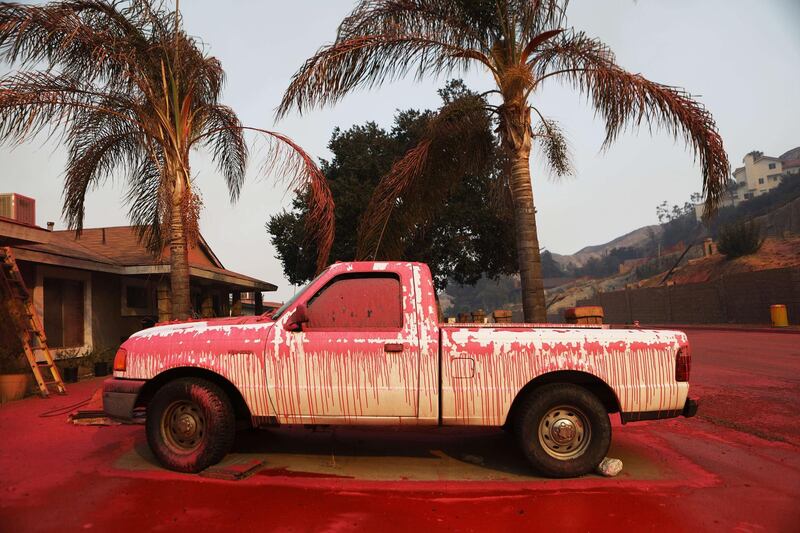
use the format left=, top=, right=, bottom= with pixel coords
left=114, top=261, right=689, bottom=429
left=263, top=263, right=425, bottom=424
left=441, top=327, right=687, bottom=425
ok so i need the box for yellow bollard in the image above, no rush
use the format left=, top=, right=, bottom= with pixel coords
left=770, top=304, right=789, bottom=327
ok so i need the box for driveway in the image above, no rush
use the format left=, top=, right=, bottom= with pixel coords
left=1, top=329, right=798, bottom=531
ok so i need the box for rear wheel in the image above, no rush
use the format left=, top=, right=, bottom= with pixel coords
left=146, top=378, right=235, bottom=473
left=515, top=383, right=611, bottom=478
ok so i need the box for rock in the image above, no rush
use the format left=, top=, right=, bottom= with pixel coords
left=596, top=457, right=623, bottom=477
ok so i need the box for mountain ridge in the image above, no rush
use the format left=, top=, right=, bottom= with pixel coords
left=550, top=224, right=663, bottom=267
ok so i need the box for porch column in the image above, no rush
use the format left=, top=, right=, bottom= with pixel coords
left=201, top=292, right=214, bottom=318
left=231, top=291, right=242, bottom=317
left=157, top=279, right=171, bottom=322
left=254, top=291, right=263, bottom=315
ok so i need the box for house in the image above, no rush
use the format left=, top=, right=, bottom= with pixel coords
left=732, top=150, right=785, bottom=200
left=694, top=145, right=799, bottom=220
left=0, top=193, right=276, bottom=356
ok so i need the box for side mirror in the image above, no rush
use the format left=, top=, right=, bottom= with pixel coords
left=286, top=304, right=309, bottom=332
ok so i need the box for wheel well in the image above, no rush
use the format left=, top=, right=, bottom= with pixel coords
left=505, top=371, right=620, bottom=427
left=134, top=367, right=252, bottom=422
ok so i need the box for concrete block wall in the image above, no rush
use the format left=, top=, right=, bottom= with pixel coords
left=575, top=267, right=800, bottom=325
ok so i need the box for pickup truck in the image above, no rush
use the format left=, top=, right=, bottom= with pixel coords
left=103, top=261, right=698, bottom=478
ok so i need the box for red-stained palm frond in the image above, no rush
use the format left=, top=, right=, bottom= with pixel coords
left=337, top=0, right=491, bottom=53
left=241, top=128, right=334, bottom=273
left=125, top=152, right=171, bottom=252
left=0, top=1, right=290, bottom=251
left=195, top=104, right=248, bottom=201
left=277, top=33, right=481, bottom=118
left=513, top=0, right=569, bottom=44
left=355, top=139, right=431, bottom=259
left=535, top=31, right=729, bottom=216
left=0, top=72, right=142, bottom=143
left=356, top=93, right=494, bottom=259
left=530, top=30, right=615, bottom=80
left=63, top=109, right=147, bottom=232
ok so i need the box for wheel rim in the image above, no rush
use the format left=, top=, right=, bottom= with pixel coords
left=537, top=404, right=591, bottom=460
left=161, top=400, right=206, bottom=452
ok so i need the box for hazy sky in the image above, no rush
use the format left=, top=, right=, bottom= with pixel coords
left=1, top=0, right=799, bottom=300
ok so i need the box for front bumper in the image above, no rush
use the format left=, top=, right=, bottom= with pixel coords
left=102, top=378, right=146, bottom=420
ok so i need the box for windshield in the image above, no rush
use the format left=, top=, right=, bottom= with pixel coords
left=270, top=270, right=326, bottom=319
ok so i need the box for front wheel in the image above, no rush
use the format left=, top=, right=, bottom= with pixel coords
left=145, top=378, right=235, bottom=473
left=515, top=383, right=611, bottom=478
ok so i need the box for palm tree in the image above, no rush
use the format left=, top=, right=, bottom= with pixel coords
left=277, top=0, right=729, bottom=322
left=0, top=0, right=333, bottom=320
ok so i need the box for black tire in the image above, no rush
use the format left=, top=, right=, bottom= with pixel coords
left=515, top=383, right=611, bottom=478
left=145, top=378, right=235, bottom=473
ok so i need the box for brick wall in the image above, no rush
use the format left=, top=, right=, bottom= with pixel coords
left=576, top=267, right=800, bottom=325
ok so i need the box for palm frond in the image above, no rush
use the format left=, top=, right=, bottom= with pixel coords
left=514, top=0, right=569, bottom=44
left=356, top=93, right=494, bottom=259
left=125, top=153, right=170, bottom=252
left=196, top=104, right=247, bottom=201
left=337, top=1, right=491, bottom=53
left=63, top=110, right=145, bottom=232
left=248, top=129, right=334, bottom=273
left=277, top=33, right=479, bottom=118
left=538, top=31, right=729, bottom=216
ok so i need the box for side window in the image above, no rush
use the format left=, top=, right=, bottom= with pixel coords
left=306, top=273, right=402, bottom=329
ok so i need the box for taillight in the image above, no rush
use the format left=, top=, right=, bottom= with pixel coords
left=675, top=347, right=691, bottom=382
left=113, top=348, right=127, bottom=372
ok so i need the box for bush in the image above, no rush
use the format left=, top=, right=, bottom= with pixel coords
left=717, top=220, right=764, bottom=259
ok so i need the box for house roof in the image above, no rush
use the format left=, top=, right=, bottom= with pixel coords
left=0, top=216, right=51, bottom=246
left=2, top=223, right=276, bottom=291
left=42, top=226, right=225, bottom=268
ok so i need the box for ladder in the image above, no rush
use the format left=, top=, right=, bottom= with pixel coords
left=0, top=246, right=66, bottom=397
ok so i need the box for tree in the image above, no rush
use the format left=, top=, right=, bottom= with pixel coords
left=277, top=0, right=730, bottom=322
left=268, top=82, right=518, bottom=290
left=0, top=0, right=332, bottom=319
left=540, top=250, right=564, bottom=278
left=717, top=220, right=764, bottom=259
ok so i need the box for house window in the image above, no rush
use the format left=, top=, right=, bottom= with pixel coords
left=121, top=279, right=153, bottom=316
left=126, top=285, right=149, bottom=309
left=306, top=273, right=402, bottom=329
left=758, top=178, right=765, bottom=185
left=43, top=278, right=84, bottom=348
left=768, top=163, right=776, bottom=169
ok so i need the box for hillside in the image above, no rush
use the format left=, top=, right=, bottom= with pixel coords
left=445, top=181, right=800, bottom=320
left=551, top=224, right=662, bottom=267
left=638, top=236, right=800, bottom=287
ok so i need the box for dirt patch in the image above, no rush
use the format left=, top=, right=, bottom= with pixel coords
left=639, top=236, right=800, bottom=287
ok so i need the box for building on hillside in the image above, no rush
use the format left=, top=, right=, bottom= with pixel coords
left=0, top=193, right=276, bottom=356
left=779, top=146, right=800, bottom=176
left=733, top=151, right=783, bottom=200
left=694, top=145, right=799, bottom=220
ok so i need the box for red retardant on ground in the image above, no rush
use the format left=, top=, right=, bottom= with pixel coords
left=1, top=329, right=799, bottom=532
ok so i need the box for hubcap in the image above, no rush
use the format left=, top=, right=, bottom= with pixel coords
left=162, top=400, right=205, bottom=452
left=538, top=405, right=591, bottom=460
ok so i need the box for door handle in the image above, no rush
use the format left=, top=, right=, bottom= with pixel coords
left=384, top=343, right=404, bottom=353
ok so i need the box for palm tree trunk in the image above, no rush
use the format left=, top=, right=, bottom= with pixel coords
left=508, top=150, right=547, bottom=322
left=169, top=164, right=192, bottom=320
left=499, top=98, right=548, bottom=322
